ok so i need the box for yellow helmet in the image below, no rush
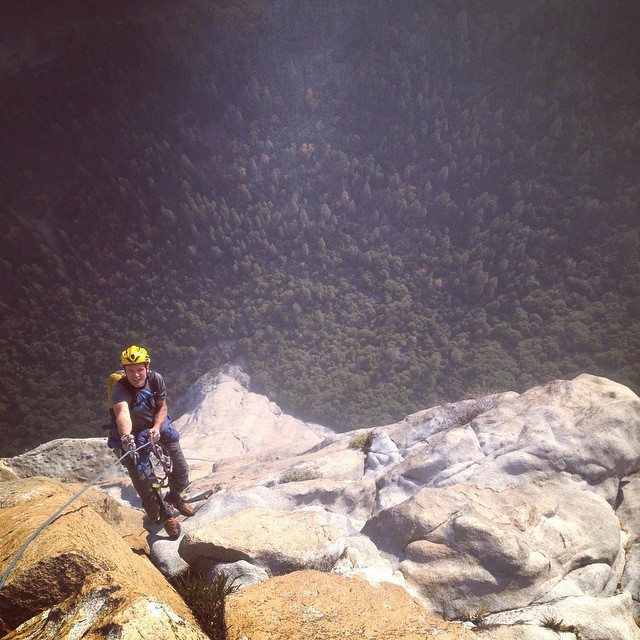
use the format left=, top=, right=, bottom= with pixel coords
left=120, top=345, right=150, bottom=366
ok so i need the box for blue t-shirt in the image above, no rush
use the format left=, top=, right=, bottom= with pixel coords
left=111, top=370, right=167, bottom=433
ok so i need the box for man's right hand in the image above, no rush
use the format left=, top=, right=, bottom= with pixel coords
left=121, top=434, right=138, bottom=464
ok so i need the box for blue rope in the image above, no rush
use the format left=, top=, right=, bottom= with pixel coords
left=0, top=442, right=151, bottom=590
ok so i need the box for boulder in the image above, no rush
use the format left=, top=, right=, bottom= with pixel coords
left=180, top=506, right=346, bottom=575
left=4, top=571, right=209, bottom=640
left=0, top=438, right=121, bottom=483
left=364, top=478, right=623, bottom=618
left=206, top=559, right=270, bottom=589
left=150, top=475, right=375, bottom=579
left=224, top=569, right=476, bottom=640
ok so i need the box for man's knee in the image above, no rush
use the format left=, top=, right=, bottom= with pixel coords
left=159, top=424, right=181, bottom=444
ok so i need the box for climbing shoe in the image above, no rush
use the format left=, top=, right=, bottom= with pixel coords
left=162, top=516, right=181, bottom=540
left=165, top=492, right=196, bottom=517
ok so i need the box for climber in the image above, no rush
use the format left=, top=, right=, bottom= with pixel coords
left=111, top=345, right=194, bottom=539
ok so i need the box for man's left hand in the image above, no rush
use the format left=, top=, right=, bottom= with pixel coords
left=149, top=428, right=161, bottom=443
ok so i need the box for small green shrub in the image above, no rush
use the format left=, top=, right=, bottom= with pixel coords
left=173, top=570, right=238, bottom=639
left=348, top=431, right=373, bottom=453
left=278, top=468, right=321, bottom=484
left=541, top=615, right=564, bottom=631
left=459, top=606, right=489, bottom=627
left=541, top=615, right=577, bottom=634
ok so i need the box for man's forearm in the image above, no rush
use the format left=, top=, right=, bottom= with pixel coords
left=116, top=415, right=133, bottom=437
left=152, top=404, right=168, bottom=430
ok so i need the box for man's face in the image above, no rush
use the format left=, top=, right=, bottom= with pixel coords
left=124, top=364, right=148, bottom=388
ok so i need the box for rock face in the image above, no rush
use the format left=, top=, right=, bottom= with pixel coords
left=3, top=372, right=640, bottom=639
left=175, top=369, right=334, bottom=478
left=0, top=477, right=208, bottom=639
left=0, top=437, right=120, bottom=483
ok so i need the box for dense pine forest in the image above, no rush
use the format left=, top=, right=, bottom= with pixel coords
left=1, top=0, right=639, bottom=456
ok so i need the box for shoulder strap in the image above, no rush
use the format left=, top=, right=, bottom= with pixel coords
left=114, top=375, right=137, bottom=405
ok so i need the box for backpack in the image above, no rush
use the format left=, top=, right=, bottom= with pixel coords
left=107, top=370, right=126, bottom=420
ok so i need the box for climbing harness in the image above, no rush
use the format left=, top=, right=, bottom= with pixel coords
left=148, top=442, right=173, bottom=484
left=0, top=442, right=151, bottom=590
left=134, top=441, right=174, bottom=518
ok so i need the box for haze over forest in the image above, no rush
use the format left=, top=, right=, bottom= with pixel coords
left=1, top=0, right=639, bottom=457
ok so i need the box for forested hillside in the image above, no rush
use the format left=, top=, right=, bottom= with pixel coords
left=1, top=0, right=639, bottom=456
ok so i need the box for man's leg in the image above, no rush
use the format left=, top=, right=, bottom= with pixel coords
left=157, top=424, right=193, bottom=517
left=164, top=441, right=190, bottom=494
left=158, top=422, right=190, bottom=494
left=163, top=441, right=194, bottom=517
